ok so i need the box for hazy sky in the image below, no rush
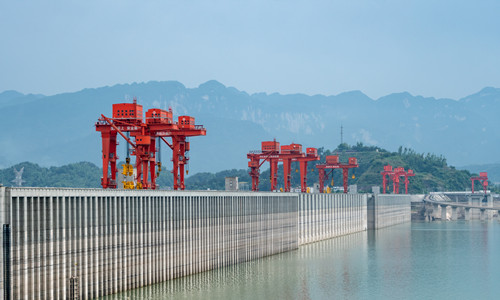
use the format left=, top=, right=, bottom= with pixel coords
left=1, top=0, right=499, bottom=99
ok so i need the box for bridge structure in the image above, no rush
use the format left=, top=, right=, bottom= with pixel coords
left=423, top=192, right=500, bottom=221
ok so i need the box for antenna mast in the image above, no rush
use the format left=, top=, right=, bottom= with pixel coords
left=340, top=124, right=344, bottom=145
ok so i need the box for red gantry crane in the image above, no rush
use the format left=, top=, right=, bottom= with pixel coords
left=148, top=114, right=206, bottom=190
left=381, top=165, right=394, bottom=194
left=403, top=169, right=415, bottom=194
left=316, top=156, right=358, bottom=194
left=279, top=144, right=320, bottom=192
left=247, top=140, right=281, bottom=192
left=381, top=165, right=415, bottom=194
left=392, top=167, right=406, bottom=194
left=296, top=147, right=321, bottom=193
left=471, top=172, right=488, bottom=194
left=247, top=140, right=319, bottom=192
left=95, top=99, right=206, bottom=190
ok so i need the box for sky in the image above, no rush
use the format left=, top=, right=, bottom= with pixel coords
left=1, top=0, right=499, bottom=99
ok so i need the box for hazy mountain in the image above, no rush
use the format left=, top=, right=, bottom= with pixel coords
left=0, top=90, right=45, bottom=108
left=459, top=163, right=500, bottom=184
left=0, top=81, right=499, bottom=174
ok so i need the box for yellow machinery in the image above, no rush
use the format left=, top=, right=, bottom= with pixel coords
left=121, top=157, right=136, bottom=189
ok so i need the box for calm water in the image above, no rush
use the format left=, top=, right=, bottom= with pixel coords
left=103, top=221, right=500, bottom=300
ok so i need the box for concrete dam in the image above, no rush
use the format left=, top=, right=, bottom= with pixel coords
left=0, top=187, right=412, bottom=299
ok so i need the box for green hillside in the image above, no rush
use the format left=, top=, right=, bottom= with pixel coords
left=254, top=143, right=476, bottom=193
left=0, top=144, right=489, bottom=193
left=0, top=161, right=102, bottom=188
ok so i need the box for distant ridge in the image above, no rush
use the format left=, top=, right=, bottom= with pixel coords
left=0, top=80, right=499, bottom=173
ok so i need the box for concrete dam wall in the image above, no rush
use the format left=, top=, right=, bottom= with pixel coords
left=298, top=193, right=368, bottom=245
left=0, top=188, right=411, bottom=299
left=367, top=194, right=411, bottom=229
left=1, top=188, right=297, bottom=299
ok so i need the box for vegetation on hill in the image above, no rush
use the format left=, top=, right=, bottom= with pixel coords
left=254, top=143, right=477, bottom=193
left=0, top=161, right=102, bottom=188
left=0, top=144, right=492, bottom=194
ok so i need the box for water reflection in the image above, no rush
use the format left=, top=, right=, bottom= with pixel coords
left=102, top=221, right=500, bottom=300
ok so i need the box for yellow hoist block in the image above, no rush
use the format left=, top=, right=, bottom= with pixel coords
left=122, top=164, right=133, bottom=176
left=326, top=187, right=331, bottom=194
left=123, top=181, right=135, bottom=190
left=306, top=187, right=311, bottom=193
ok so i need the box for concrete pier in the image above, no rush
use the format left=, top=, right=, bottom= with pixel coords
left=451, top=207, right=458, bottom=221
left=465, top=208, right=471, bottom=221
left=441, top=205, right=447, bottom=220
left=433, top=204, right=439, bottom=220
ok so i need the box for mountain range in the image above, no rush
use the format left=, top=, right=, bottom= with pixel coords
left=1, top=81, right=499, bottom=174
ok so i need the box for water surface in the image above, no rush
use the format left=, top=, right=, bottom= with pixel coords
left=103, top=221, right=500, bottom=299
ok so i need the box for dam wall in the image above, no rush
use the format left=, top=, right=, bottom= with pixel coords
left=1, top=188, right=298, bottom=299
left=298, top=193, right=368, bottom=245
left=367, top=194, right=412, bottom=229
left=0, top=188, right=412, bottom=299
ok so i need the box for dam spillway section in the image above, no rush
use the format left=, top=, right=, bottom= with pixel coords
left=0, top=187, right=412, bottom=299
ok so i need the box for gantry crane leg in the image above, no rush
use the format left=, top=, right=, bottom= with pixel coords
left=251, top=167, right=260, bottom=191
left=172, top=138, right=180, bottom=190
left=109, top=131, right=118, bottom=187
left=299, top=161, right=308, bottom=193
left=171, top=136, right=188, bottom=190
left=282, top=158, right=292, bottom=192
left=342, top=168, right=349, bottom=194
left=179, top=138, right=187, bottom=190
left=99, top=129, right=118, bottom=189
left=149, top=138, right=157, bottom=189
left=270, top=159, right=278, bottom=191
left=318, top=168, right=325, bottom=193
left=100, top=130, right=111, bottom=188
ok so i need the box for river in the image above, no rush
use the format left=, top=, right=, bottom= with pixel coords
left=102, top=221, right=500, bottom=299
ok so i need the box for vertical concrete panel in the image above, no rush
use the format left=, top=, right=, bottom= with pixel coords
left=369, top=195, right=411, bottom=230
left=10, top=197, right=17, bottom=299
left=297, top=194, right=367, bottom=245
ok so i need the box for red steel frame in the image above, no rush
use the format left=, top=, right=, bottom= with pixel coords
left=403, top=169, right=415, bottom=194
left=471, top=172, right=488, bottom=194
left=95, top=100, right=206, bottom=190
left=381, top=165, right=415, bottom=194
left=316, top=156, right=358, bottom=194
left=247, top=140, right=319, bottom=192
left=381, top=165, right=394, bottom=194
left=392, top=167, right=406, bottom=194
